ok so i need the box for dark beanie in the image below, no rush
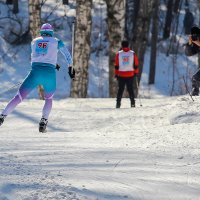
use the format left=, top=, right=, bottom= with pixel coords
left=121, top=40, right=129, bottom=48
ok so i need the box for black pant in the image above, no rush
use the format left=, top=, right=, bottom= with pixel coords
left=192, top=69, right=200, bottom=89
left=117, top=76, right=135, bottom=102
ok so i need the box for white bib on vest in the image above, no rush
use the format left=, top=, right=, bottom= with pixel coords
left=118, top=50, right=134, bottom=71
left=31, top=36, right=59, bottom=66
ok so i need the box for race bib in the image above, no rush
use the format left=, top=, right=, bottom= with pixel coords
left=35, top=41, right=49, bottom=54
left=122, top=56, right=130, bottom=65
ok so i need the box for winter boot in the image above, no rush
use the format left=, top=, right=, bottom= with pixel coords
left=116, top=99, right=121, bottom=108
left=0, top=114, right=6, bottom=126
left=130, top=99, right=135, bottom=107
left=191, top=87, right=199, bottom=96
left=39, top=118, right=48, bottom=133
left=116, top=102, right=121, bottom=108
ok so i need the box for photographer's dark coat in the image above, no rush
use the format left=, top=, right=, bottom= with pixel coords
left=185, top=43, right=200, bottom=56
left=185, top=42, right=200, bottom=95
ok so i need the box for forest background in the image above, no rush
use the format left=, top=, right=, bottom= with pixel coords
left=0, top=0, right=200, bottom=100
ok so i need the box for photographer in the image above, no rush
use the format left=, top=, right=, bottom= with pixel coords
left=185, top=26, right=200, bottom=96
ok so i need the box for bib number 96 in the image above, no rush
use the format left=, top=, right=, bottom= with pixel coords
left=36, top=41, right=48, bottom=54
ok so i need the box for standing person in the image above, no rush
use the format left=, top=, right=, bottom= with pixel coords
left=114, top=40, right=139, bottom=108
left=0, top=23, right=75, bottom=132
left=185, top=26, right=200, bottom=96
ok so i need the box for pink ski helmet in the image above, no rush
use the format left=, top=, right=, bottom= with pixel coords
left=40, top=23, right=54, bottom=36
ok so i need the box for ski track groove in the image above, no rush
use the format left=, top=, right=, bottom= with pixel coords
left=1, top=97, right=200, bottom=199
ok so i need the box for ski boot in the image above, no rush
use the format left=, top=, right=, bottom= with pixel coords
left=39, top=118, right=48, bottom=133
left=0, top=114, right=6, bottom=126
left=131, top=99, right=135, bottom=107
left=191, top=87, right=199, bottom=96
left=116, top=101, right=121, bottom=108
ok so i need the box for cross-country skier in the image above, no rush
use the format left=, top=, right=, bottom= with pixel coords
left=0, top=23, right=75, bottom=132
left=114, top=40, right=139, bottom=108
left=185, top=26, right=200, bottom=96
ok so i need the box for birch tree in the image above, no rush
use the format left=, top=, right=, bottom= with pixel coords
left=29, top=0, right=41, bottom=39
left=29, top=0, right=44, bottom=99
left=105, top=0, right=125, bottom=97
left=70, top=0, right=92, bottom=98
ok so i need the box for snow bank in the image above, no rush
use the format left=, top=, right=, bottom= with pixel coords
left=169, top=96, right=200, bottom=125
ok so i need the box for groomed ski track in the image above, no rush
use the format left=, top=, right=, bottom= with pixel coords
left=0, top=97, right=200, bottom=200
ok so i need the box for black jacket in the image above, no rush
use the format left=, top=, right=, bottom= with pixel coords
left=185, top=43, right=200, bottom=56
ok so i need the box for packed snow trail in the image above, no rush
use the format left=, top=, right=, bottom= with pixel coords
left=0, top=97, right=200, bottom=200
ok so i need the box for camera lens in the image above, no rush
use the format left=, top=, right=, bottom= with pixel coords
left=192, top=34, right=198, bottom=41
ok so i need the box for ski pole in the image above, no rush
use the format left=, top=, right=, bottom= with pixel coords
left=71, top=18, right=75, bottom=80
left=135, top=76, right=142, bottom=107
left=71, top=19, right=75, bottom=67
left=182, top=76, right=194, bottom=102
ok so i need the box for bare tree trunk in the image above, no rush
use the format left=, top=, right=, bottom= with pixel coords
left=125, top=0, right=134, bottom=40
left=6, top=0, right=12, bottom=4
left=125, top=0, right=140, bottom=41
left=63, top=0, right=69, bottom=5
left=29, top=0, right=41, bottom=39
left=70, top=0, right=92, bottom=98
left=173, top=0, right=181, bottom=13
left=105, top=0, right=125, bottom=97
left=169, top=0, right=183, bottom=96
left=29, top=0, right=44, bottom=100
left=130, top=0, right=154, bottom=83
left=198, top=1, right=200, bottom=67
left=163, top=0, right=174, bottom=39
left=13, top=0, right=19, bottom=14
left=149, top=0, right=159, bottom=84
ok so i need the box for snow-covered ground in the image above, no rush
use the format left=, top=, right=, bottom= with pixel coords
left=1, top=96, right=200, bottom=200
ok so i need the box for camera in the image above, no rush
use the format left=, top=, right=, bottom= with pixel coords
left=191, top=26, right=200, bottom=41
left=191, top=34, right=200, bottom=41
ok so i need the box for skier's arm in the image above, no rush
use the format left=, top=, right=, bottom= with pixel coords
left=58, top=40, right=75, bottom=79
left=58, top=40, right=73, bottom=66
left=114, top=53, right=119, bottom=77
left=134, top=54, right=139, bottom=75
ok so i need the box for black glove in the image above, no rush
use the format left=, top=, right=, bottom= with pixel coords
left=56, top=64, right=60, bottom=71
left=115, top=75, right=119, bottom=80
left=68, top=66, right=75, bottom=79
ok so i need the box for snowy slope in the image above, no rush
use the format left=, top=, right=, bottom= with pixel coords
left=1, top=97, right=200, bottom=200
